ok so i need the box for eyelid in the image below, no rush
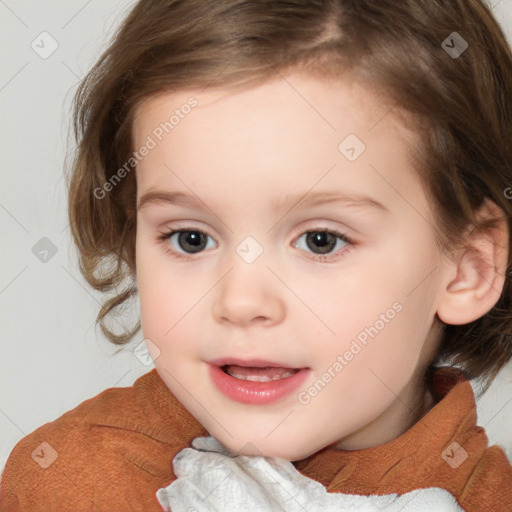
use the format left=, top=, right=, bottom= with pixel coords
left=158, top=220, right=357, bottom=244
left=290, top=221, right=356, bottom=241
left=157, top=220, right=357, bottom=263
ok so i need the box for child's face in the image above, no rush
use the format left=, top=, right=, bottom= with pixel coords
left=134, top=70, right=453, bottom=461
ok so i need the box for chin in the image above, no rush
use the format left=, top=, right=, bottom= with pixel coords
left=239, top=441, right=311, bottom=461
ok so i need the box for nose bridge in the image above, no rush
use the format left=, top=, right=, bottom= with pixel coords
left=212, top=232, right=284, bottom=325
left=235, top=234, right=266, bottom=266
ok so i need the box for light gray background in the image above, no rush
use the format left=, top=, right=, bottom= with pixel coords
left=1, top=0, right=512, bottom=472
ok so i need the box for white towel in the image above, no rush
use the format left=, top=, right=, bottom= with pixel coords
left=156, top=436, right=464, bottom=512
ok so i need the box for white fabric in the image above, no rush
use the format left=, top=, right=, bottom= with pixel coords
left=156, top=435, right=464, bottom=512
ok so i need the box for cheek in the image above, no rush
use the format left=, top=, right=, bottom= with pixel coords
left=136, top=240, right=181, bottom=338
left=135, top=240, right=212, bottom=361
left=322, top=313, right=424, bottom=414
left=322, top=246, right=441, bottom=385
left=352, top=288, right=439, bottom=394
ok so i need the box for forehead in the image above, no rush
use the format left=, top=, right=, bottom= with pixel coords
left=131, top=71, right=430, bottom=226
left=133, top=72, right=403, bottom=139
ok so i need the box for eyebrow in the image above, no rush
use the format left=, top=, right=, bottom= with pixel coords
left=137, top=190, right=390, bottom=214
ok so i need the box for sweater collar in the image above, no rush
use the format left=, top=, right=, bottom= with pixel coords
left=292, top=367, right=479, bottom=491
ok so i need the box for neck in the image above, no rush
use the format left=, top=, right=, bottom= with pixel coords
left=333, top=371, right=435, bottom=451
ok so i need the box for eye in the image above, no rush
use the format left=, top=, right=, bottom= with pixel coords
left=294, top=229, right=354, bottom=262
left=157, top=228, right=216, bottom=259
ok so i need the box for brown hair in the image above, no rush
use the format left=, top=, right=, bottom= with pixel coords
left=66, top=0, right=512, bottom=392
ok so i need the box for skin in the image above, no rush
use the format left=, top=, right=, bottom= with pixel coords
left=133, top=69, right=507, bottom=461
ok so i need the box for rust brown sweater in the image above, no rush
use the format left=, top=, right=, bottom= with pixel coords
left=1, top=367, right=511, bottom=511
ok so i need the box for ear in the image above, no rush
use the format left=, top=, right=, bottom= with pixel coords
left=437, top=198, right=509, bottom=326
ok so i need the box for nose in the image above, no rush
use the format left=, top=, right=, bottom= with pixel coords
left=211, top=262, right=285, bottom=327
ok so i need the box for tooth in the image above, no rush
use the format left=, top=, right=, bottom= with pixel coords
left=226, top=369, right=295, bottom=381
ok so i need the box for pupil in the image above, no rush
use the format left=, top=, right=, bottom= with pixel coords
left=179, top=231, right=205, bottom=253
left=308, top=232, right=335, bottom=254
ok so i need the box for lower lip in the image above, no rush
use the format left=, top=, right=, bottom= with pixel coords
left=208, top=364, right=310, bottom=405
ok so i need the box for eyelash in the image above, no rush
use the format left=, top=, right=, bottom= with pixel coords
left=155, top=226, right=356, bottom=263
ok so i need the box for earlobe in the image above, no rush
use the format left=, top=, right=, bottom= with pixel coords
left=437, top=199, right=509, bottom=326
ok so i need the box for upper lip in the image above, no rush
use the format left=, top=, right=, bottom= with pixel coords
left=208, top=357, right=306, bottom=369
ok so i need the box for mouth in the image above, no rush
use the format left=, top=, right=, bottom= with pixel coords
left=220, top=365, right=299, bottom=382
left=207, top=357, right=310, bottom=405
left=209, top=357, right=307, bottom=383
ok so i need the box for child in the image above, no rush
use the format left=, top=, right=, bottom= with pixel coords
left=2, top=0, right=512, bottom=510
